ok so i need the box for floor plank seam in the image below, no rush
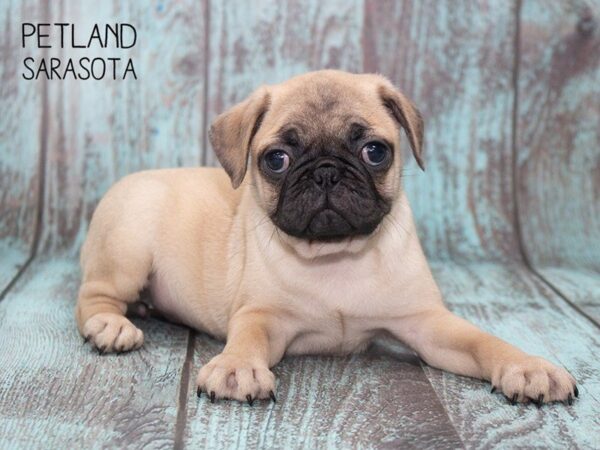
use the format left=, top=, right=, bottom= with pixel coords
left=0, top=255, right=37, bottom=302
left=200, top=0, right=211, bottom=167
left=524, top=267, right=600, bottom=330
left=510, top=0, right=528, bottom=272
left=173, top=329, right=196, bottom=450
left=419, top=362, right=468, bottom=450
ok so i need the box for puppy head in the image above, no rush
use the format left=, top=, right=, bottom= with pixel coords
left=210, top=70, right=423, bottom=249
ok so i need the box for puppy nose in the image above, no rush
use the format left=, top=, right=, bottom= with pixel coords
left=313, top=162, right=340, bottom=189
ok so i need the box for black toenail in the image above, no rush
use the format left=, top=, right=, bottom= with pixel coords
left=97, top=346, right=106, bottom=355
left=196, top=387, right=202, bottom=398
left=574, top=385, right=579, bottom=398
left=567, top=393, right=573, bottom=405
left=536, top=394, right=544, bottom=408
left=510, top=393, right=518, bottom=405
left=490, top=386, right=497, bottom=394
left=210, top=391, right=215, bottom=403
left=269, top=390, right=277, bottom=403
left=83, top=336, right=90, bottom=344
left=246, top=394, right=254, bottom=406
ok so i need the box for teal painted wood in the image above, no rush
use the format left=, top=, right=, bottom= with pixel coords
left=364, top=0, right=520, bottom=261
left=39, top=0, right=207, bottom=255
left=0, top=0, right=45, bottom=289
left=424, top=262, right=600, bottom=449
left=0, top=258, right=190, bottom=449
left=181, top=334, right=463, bottom=449
left=516, top=0, right=600, bottom=321
left=203, top=0, right=365, bottom=167
left=517, top=0, right=600, bottom=270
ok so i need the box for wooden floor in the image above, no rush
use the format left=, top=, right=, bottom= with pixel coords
left=0, top=258, right=598, bottom=449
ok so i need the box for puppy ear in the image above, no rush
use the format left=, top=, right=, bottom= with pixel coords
left=378, top=84, right=425, bottom=170
left=209, top=87, right=271, bottom=188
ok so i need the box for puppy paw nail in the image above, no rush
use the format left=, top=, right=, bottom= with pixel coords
left=495, top=356, right=576, bottom=405
left=527, top=394, right=544, bottom=408
left=536, top=394, right=544, bottom=408
left=269, top=390, right=277, bottom=403
left=196, top=353, right=276, bottom=404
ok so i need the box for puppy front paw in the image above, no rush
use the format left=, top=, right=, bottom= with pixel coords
left=82, top=313, right=144, bottom=354
left=196, top=353, right=276, bottom=404
left=491, top=356, right=578, bottom=406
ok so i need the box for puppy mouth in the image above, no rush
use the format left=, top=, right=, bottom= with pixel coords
left=277, top=218, right=382, bottom=259
left=273, top=201, right=386, bottom=242
left=278, top=205, right=381, bottom=243
left=304, top=208, right=355, bottom=242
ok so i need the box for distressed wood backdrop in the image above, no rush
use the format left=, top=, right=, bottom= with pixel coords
left=0, top=0, right=599, bottom=448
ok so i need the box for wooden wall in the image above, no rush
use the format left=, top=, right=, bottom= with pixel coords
left=0, top=0, right=45, bottom=290
left=1, top=0, right=597, bottom=314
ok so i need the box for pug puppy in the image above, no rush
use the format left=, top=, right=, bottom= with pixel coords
left=76, top=70, right=578, bottom=406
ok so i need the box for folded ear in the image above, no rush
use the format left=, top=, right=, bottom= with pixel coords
left=378, top=83, right=425, bottom=170
left=209, top=87, right=271, bottom=188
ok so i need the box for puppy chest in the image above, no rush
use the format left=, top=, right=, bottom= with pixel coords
left=296, top=269, right=395, bottom=317
left=286, top=314, right=378, bottom=355
left=281, top=269, right=395, bottom=353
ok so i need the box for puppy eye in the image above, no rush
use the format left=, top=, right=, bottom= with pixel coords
left=264, top=150, right=290, bottom=173
left=361, top=142, right=388, bottom=166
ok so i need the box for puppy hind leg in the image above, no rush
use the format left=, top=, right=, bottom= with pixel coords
left=76, top=256, right=151, bottom=354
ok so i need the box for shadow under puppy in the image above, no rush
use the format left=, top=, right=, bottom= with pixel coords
left=76, top=70, right=578, bottom=406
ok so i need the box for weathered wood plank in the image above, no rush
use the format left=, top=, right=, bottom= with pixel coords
left=516, top=0, right=600, bottom=319
left=180, top=334, right=463, bottom=449
left=0, top=258, right=190, bottom=449
left=204, top=0, right=365, bottom=166
left=0, top=0, right=45, bottom=288
left=40, top=0, right=207, bottom=254
left=517, top=0, right=600, bottom=270
left=363, top=0, right=520, bottom=260
left=425, top=262, right=600, bottom=449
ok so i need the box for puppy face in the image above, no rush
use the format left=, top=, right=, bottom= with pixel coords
left=210, top=70, right=423, bottom=243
